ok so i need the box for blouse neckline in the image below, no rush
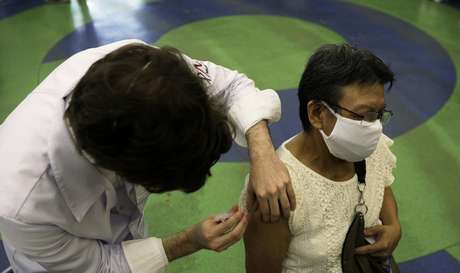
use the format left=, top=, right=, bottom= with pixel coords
left=278, top=135, right=358, bottom=186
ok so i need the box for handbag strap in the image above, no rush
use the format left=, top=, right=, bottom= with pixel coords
left=354, top=160, right=366, bottom=184
left=354, top=160, right=368, bottom=215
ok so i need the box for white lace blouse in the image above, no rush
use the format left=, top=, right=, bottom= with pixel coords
left=240, top=134, right=396, bottom=273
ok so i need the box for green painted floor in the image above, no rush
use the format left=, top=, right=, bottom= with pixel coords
left=0, top=0, right=459, bottom=272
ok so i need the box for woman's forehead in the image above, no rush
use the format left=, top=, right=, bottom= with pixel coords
left=338, top=83, right=385, bottom=111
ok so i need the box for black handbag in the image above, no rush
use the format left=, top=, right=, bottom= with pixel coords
left=341, top=160, right=400, bottom=273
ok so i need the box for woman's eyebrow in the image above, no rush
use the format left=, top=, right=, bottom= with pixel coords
left=354, top=103, right=386, bottom=112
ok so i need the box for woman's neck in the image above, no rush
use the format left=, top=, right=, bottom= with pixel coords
left=285, top=130, right=355, bottom=182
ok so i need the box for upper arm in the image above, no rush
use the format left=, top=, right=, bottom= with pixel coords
left=182, top=55, right=281, bottom=147
left=380, top=186, right=399, bottom=222
left=244, top=210, right=290, bottom=273
left=182, top=55, right=256, bottom=101
left=382, top=186, right=397, bottom=208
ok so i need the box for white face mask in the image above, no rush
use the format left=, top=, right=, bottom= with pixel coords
left=319, top=102, right=383, bottom=162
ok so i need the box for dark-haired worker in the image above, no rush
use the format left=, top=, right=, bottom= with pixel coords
left=0, top=39, right=295, bottom=273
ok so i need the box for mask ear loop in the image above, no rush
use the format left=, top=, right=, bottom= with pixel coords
left=318, top=101, right=337, bottom=139
left=322, top=101, right=355, bottom=125
left=321, top=101, right=336, bottom=116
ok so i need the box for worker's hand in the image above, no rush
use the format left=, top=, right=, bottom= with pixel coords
left=355, top=223, right=401, bottom=256
left=187, top=206, right=248, bottom=252
left=246, top=121, right=296, bottom=224
left=249, top=151, right=295, bottom=223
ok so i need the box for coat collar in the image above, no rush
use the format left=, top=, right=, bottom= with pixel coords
left=48, top=96, right=106, bottom=223
left=42, top=39, right=150, bottom=223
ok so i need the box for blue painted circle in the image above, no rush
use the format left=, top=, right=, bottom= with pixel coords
left=43, top=0, right=456, bottom=162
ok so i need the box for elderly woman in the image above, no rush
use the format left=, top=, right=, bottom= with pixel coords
left=241, top=44, right=401, bottom=273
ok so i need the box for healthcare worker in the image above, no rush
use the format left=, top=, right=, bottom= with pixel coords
left=0, top=39, right=295, bottom=273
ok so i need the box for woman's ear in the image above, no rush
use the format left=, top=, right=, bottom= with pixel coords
left=307, top=100, right=324, bottom=130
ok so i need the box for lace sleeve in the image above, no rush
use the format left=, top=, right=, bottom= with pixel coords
left=285, top=163, right=305, bottom=233
left=238, top=162, right=303, bottom=233
left=239, top=174, right=251, bottom=211
left=375, top=134, right=397, bottom=187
